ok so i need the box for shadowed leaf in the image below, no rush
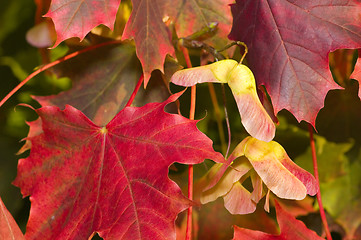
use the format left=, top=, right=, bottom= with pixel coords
left=198, top=198, right=278, bottom=240
left=35, top=42, right=172, bottom=126
left=233, top=201, right=324, bottom=240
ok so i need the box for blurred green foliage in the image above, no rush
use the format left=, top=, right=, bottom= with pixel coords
left=0, top=0, right=69, bottom=232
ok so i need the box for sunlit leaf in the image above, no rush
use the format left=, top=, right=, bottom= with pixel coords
left=14, top=92, right=224, bottom=239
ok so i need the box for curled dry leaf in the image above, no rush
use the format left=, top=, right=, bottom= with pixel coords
left=171, top=59, right=275, bottom=142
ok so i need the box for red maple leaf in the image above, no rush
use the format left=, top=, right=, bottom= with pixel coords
left=13, top=92, right=223, bottom=239
left=123, top=0, right=233, bottom=86
left=45, top=0, right=121, bottom=47
left=0, top=197, right=25, bottom=240
left=232, top=201, right=324, bottom=240
left=229, top=0, right=361, bottom=125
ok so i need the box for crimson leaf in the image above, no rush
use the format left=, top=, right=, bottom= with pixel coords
left=123, top=0, right=233, bottom=86
left=14, top=92, right=223, bottom=239
left=232, top=201, right=323, bottom=240
left=229, top=0, right=361, bottom=125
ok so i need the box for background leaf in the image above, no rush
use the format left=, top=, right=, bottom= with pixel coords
left=196, top=199, right=278, bottom=240
left=229, top=0, right=361, bottom=125
left=295, top=136, right=361, bottom=238
left=34, top=42, right=173, bottom=126
left=45, top=0, right=121, bottom=47
left=123, top=0, right=233, bottom=85
left=232, top=201, right=324, bottom=240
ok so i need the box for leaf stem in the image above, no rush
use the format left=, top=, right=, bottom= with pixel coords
left=181, top=46, right=196, bottom=240
left=308, top=124, right=332, bottom=240
left=237, top=41, right=248, bottom=64
left=221, top=84, right=231, bottom=158
left=0, top=40, right=122, bottom=109
left=125, top=74, right=144, bottom=107
left=207, top=83, right=227, bottom=155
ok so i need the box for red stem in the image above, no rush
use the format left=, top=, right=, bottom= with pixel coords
left=186, top=163, right=194, bottom=240
left=125, top=74, right=144, bottom=107
left=34, top=0, right=51, bottom=64
left=308, top=124, right=332, bottom=240
left=0, top=40, right=122, bottom=109
left=181, top=46, right=196, bottom=240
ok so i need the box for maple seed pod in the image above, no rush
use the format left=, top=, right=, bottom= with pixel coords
left=171, top=59, right=275, bottom=142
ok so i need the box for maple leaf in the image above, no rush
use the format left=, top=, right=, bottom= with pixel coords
left=13, top=92, right=224, bottom=240
left=122, top=0, right=174, bottom=87
left=123, top=0, right=233, bottom=86
left=229, top=0, right=361, bottom=125
left=171, top=59, right=276, bottom=142
left=35, top=43, right=141, bottom=126
left=35, top=42, right=172, bottom=126
left=0, top=197, right=25, bottom=240
left=232, top=201, right=324, bottom=240
left=45, top=0, right=121, bottom=47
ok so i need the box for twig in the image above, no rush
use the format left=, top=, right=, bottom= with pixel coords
left=180, top=46, right=196, bottom=240
left=308, top=124, right=332, bottom=240
left=125, top=74, right=144, bottom=107
left=0, top=40, right=122, bottom=108
left=221, top=84, right=231, bottom=158
left=207, top=83, right=227, bottom=155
